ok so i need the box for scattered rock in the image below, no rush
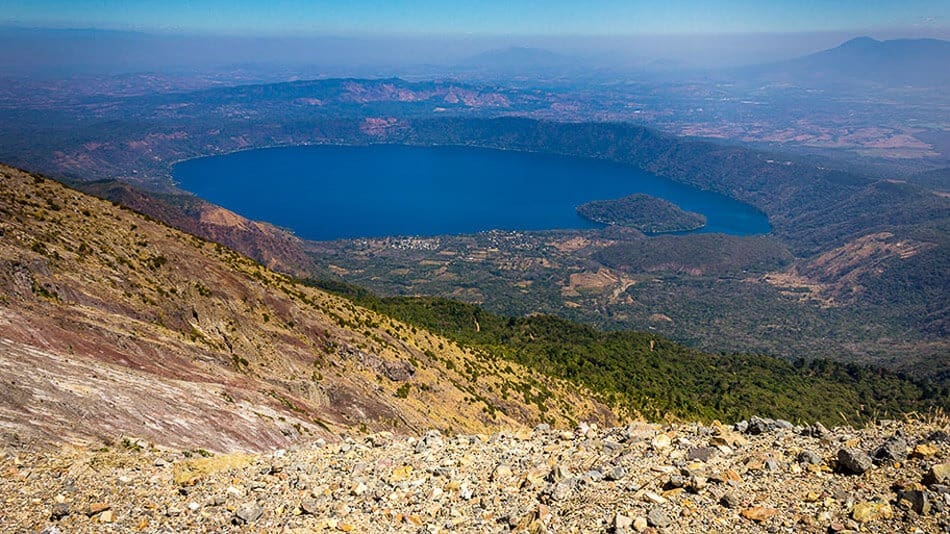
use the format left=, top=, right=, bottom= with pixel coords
left=300, top=498, right=321, bottom=515
left=720, top=492, right=740, bottom=508
left=49, top=503, right=69, bottom=521
left=85, top=502, right=110, bottom=516
left=234, top=501, right=262, bottom=524
left=687, top=446, right=717, bottom=462
left=897, top=489, right=932, bottom=515
left=604, top=466, right=626, bottom=481
left=746, top=417, right=776, bottom=435
left=797, top=450, right=822, bottom=465
left=3, top=418, right=949, bottom=533
left=837, top=448, right=873, bottom=475
left=872, top=435, right=907, bottom=464
left=613, top=512, right=633, bottom=532
left=492, top=463, right=513, bottom=482
left=912, top=443, right=940, bottom=458
left=632, top=516, right=648, bottom=532
left=646, top=507, right=671, bottom=528
left=740, top=506, right=777, bottom=522
left=710, top=469, right=741, bottom=484
left=803, top=422, right=829, bottom=438
left=851, top=501, right=893, bottom=523
left=925, top=463, right=950, bottom=486
left=651, top=433, right=672, bottom=450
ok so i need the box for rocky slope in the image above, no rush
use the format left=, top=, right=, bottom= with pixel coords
left=74, top=179, right=318, bottom=277
left=0, top=164, right=620, bottom=452
left=1, top=165, right=947, bottom=532
left=1, top=417, right=947, bottom=533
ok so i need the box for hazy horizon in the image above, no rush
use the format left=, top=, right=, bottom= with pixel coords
left=2, top=0, right=949, bottom=77
left=2, top=23, right=950, bottom=79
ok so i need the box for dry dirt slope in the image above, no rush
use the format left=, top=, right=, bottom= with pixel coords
left=0, top=164, right=621, bottom=452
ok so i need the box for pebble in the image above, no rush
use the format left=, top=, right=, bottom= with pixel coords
left=234, top=501, right=263, bottom=524
left=740, top=506, right=778, bottom=522
left=651, top=434, right=672, bottom=450
left=646, top=506, right=671, bottom=528
left=687, top=446, right=717, bottom=462
left=49, top=503, right=69, bottom=521
left=604, top=466, right=626, bottom=481
left=720, top=492, right=740, bottom=508
left=491, top=464, right=513, bottom=482
left=613, top=512, right=633, bottom=531
left=632, top=516, right=648, bottom=532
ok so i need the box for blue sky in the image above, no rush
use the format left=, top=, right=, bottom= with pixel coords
left=4, top=0, right=949, bottom=35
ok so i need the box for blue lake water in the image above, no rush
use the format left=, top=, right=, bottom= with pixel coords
left=173, top=145, right=770, bottom=241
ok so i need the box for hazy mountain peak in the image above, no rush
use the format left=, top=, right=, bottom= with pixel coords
left=743, top=36, right=950, bottom=87
left=837, top=36, right=880, bottom=48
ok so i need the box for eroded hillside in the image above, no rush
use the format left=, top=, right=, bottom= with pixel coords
left=0, top=165, right=621, bottom=452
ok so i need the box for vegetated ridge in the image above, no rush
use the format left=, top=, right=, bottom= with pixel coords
left=576, top=194, right=707, bottom=234
left=308, top=280, right=947, bottom=426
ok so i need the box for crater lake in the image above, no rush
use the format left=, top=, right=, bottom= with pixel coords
left=173, top=145, right=771, bottom=240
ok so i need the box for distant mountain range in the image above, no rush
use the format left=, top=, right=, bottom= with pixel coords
left=451, top=37, right=950, bottom=86
left=743, top=36, right=950, bottom=87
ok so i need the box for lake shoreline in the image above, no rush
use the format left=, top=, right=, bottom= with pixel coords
left=173, top=144, right=771, bottom=241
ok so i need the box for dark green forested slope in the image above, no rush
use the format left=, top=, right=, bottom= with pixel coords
left=307, top=279, right=948, bottom=426
left=576, top=194, right=707, bottom=234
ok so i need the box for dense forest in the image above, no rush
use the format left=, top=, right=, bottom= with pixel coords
left=595, top=233, right=792, bottom=276
left=576, top=194, right=706, bottom=233
left=307, top=278, right=948, bottom=425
